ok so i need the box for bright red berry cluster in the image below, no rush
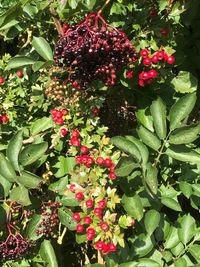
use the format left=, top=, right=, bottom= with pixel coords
left=0, top=114, right=9, bottom=124
left=51, top=108, right=68, bottom=125
left=54, top=12, right=137, bottom=89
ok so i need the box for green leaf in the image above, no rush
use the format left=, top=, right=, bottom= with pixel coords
left=68, top=0, right=78, bottom=9
left=169, top=123, right=200, bottom=144
left=150, top=97, right=167, bottom=139
left=137, top=125, right=161, bottom=151
left=169, top=93, right=197, bottom=130
left=59, top=192, right=80, bottom=207
left=111, top=136, right=141, bottom=162
left=26, top=214, right=43, bottom=240
left=179, top=181, right=192, bottom=198
left=32, top=60, right=54, bottom=72
left=137, top=259, right=160, bottom=267
left=58, top=208, right=77, bottom=230
left=171, top=71, right=198, bottom=93
left=188, top=244, right=200, bottom=261
left=135, top=108, right=154, bottom=132
left=178, top=214, right=196, bottom=245
left=161, top=197, right=182, bottom=211
left=32, top=36, right=53, bottom=61
left=8, top=56, right=35, bottom=68
left=133, top=233, right=155, bottom=257
left=164, top=226, right=180, bottom=249
left=144, top=210, right=160, bottom=234
left=30, top=117, right=54, bottom=135
left=115, top=157, right=139, bottom=177
left=0, top=153, right=16, bottom=182
left=125, top=136, right=149, bottom=166
left=0, top=174, right=12, bottom=198
left=6, top=130, right=23, bottom=171
left=17, top=171, right=42, bottom=189
left=54, top=156, right=76, bottom=178
left=19, top=142, right=48, bottom=166
left=165, top=145, right=200, bottom=164
left=10, top=185, right=31, bottom=206
left=144, top=163, right=158, bottom=195
left=174, top=258, right=187, bottom=267
left=48, top=177, right=68, bottom=194
left=119, top=263, right=137, bottom=267
left=40, top=240, right=58, bottom=267
left=122, top=194, right=143, bottom=221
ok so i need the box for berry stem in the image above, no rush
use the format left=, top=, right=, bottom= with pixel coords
left=57, top=227, right=67, bottom=244
left=97, top=0, right=111, bottom=16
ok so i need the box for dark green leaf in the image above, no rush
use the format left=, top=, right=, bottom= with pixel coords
left=137, top=125, right=161, bottom=151
left=115, top=157, right=139, bottom=177
left=133, top=233, right=155, bottom=257
left=10, top=185, right=31, bottom=206
left=32, top=36, right=53, bottom=61
left=144, top=210, right=160, bottom=234
left=6, top=130, right=23, bottom=171
left=8, top=56, right=35, bottom=68
left=26, top=214, right=43, bottom=240
left=144, top=163, right=158, bottom=195
left=150, top=97, right=167, bottom=139
left=169, top=123, right=200, bottom=144
left=17, top=171, right=42, bottom=189
left=40, top=240, right=58, bottom=267
left=188, top=244, right=200, bottom=261
left=122, top=194, right=143, bottom=221
left=0, top=174, right=12, bottom=197
left=30, top=117, right=54, bottom=135
left=0, top=153, right=16, bottom=182
left=19, top=142, right=48, bottom=166
left=169, top=93, right=196, bottom=130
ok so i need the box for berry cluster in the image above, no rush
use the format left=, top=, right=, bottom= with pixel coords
left=36, top=201, right=61, bottom=238
left=54, top=12, right=137, bottom=89
left=0, top=114, right=9, bottom=124
left=69, top=129, right=117, bottom=180
left=0, top=233, right=34, bottom=262
left=51, top=108, right=68, bottom=125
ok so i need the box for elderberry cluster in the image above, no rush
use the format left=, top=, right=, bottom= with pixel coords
left=54, top=13, right=137, bottom=89
left=36, top=201, right=61, bottom=238
left=0, top=234, right=34, bottom=262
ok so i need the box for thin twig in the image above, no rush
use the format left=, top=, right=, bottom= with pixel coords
left=48, top=0, right=64, bottom=36
left=97, top=0, right=111, bottom=16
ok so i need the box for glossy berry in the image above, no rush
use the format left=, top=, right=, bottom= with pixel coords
left=103, top=158, right=112, bottom=167
left=149, top=9, right=158, bottom=17
left=83, top=216, right=92, bottom=224
left=138, top=79, right=145, bottom=87
left=151, top=55, right=158, bottom=63
left=80, top=146, right=89, bottom=154
left=148, top=69, right=157, bottom=78
left=16, top=70, right=23, bottom=78
left=69, top=184, right=76, bottom=192
left=110, top=164, right=116, bottom=172
left=60, top=128, right=68, bottom=136
left=161, top=27, right=169, bottom=37
left=96, top=157, right=104, bottom=165
left=98, top=199, right=106, bottom=209
left=86, top=227, right=95, bottom=235
left=126, top=70, right=134, bottom=79
left=91, top=106, right=100, bottom=116
left=72, top=213, right=81, bottom=221
left=76, top=224, right=84, bottom=233
left=99, top=222, right=109, bottom=231
left=102, top=243, right=109, bottom=254
left=139, top=71, right=149, bottom=80
left=94, top=207, right=102, bottom=215
left=167, top=55, right=175, bottom=64
left=70, top=137, right=81, bottom=147
left=108, top=243, right=117, bottom=252
left=75, top=192, right=84, bottom=201
left=0, top=77, right=5, bottom=85
left=86, top=233, right=95, bottom=241
left=140, top=49, right=149, bottom=58
left=71, top=129, right=80, bottom=138
left=109, top=172, right=117, bottom=180
left=156, top=51, right=164, bottom=61
left=86, top=199, right=94, bottom=208
left=1, top=115, right=9, bottom=124
left=143, top=57, right=151, bottom=66
left=95, top=241, right=104, bottom=250
left=56, top=117, right=64, bottom=125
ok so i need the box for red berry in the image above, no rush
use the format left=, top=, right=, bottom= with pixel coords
left=138, top=80, right=145, bottom=87
left=80, top=146, right=89, bottom=154
left=167, top=55, right=175, bottom=64
left=86, top=227, right=95, bottom=235
left=109, top=172, right=117, bottom=180
left=151, top=55, right=158, bottom=63
left=72, top=213, right=81, bottom=221
left=161, top=27, right=169, bottom=37
left=98, top=199, right=106, bottom=209
left=60, top=128, right=68, bottom=136
left=99, top=222, right=109, bottom=231
left=130, top=218, right=135, bottom=226
left=148, top=69, right=157, bottom=78
left=102, top=243, right=109, bottom=254
left=55, top=110, right=63, bottom=118
left=140, top=49, right=149, bottom=58
left=91, top=106, right=100, bottom=116
left=149, top=9, right=158, bottom=17
left=156, top=51, right=164, bottom=61
left=109, top=164, right=116, bottom=172
left=83, top=216, right=92, bottom=224
left=86, top=233, right=95, bottom=241
left=71, top=129, right=80, bottom=138
left=0, top=77, right=5, bottom=85
left=94, top=207, right=102, bottom=215
left=70, top=137, right=81, bottom=147
left=1, top=115, right=9, bottom=124
left=16, top=70, right=23, bottom=78
left=76, top=224, right=84, bottom=233
left=76, top=155, right=83, bottom=164
left=72, top=81, right=79, bottom=88
left=139, top=71, right=149, bottom=80
left=126, top=70, right=134, bottom=79
left=95, top=241, right=104, bottom=250
left=62, top=109, right=68, bottom=115
left=56, top=117, right=64, bottom=125
left=51, top=109, right=58, bottom=116
left=75, top=192, right=84, bottom=201
left=69, top=184, right=76, bottom=192
left=103, top=158, right=112, bottom=167
left=143, top=57, right=152, bottom=66
left=108, top=243, right=117, bottom=252
left=86, top=199, right=94, bottom=208
left=81, top=155, right=89, bottom=164
left=96, top=157, right=104, bottom=165
left=86, top=156, right=94, bottom=166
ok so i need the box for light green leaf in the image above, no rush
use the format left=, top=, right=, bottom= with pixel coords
left=169, top=123, right=200, bottom=144
left=188, top=244, right=200, bottom=261
left=32, top=36, right=53, bottom=61
left=54, top=156, right=76, bottom=178
left=161, top=197, right=182, bottom=211
left=178, top=214, right=196, bottom=245
left=0, top=174, right=12, bottom=198
left=122, top=194, right=143, bottom=221
left=8, top=56, right=35, bottom=68
left=58, top=208, right=77, bottom=230
left=174, top=258, right=187, bottom=267
left=10, top=185, right=31, bottom=206
left=30, top=117, right=54, bottom=135
left=115, top=157, right=139, bottom=177
left=59, top=192, right=80, bottom=207
left=137, top=125, right=161, bottom=151
left=17, top=171, right=42, bottom=189
left=150, top=97, right=167, bottom=139
left=68, top=0, right=78, bottom=9
left=137, top=259, right=160, bottom=267
left=171, top=71, right=197, bottom=93
left=169, top=93, right=196, bottom=130
left=164, top=226, right=180, bottom=249
left=6, top=130, right=23, bottom=171
left=133, top=233, right=155, bottom=257
left=179, top=181, right=192, bottom=198
left=135, top=109, right=154, bottom=132
left=144, top=210, right=160, bottom=234
left=40, top=240, right=58, bottom=267
left=0, top=153, right=17, bottom=182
